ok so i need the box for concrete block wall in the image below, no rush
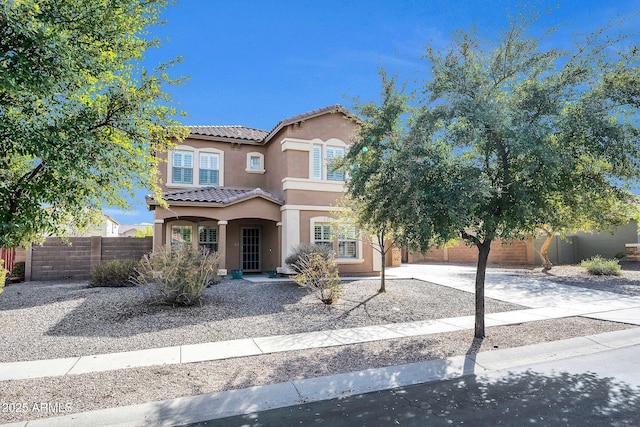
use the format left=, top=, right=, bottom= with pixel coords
left=25, top=237, right=152, bottom=281
left=408, top=237, right=535, bottom=265
left=101, top=238, right=153, bottom=262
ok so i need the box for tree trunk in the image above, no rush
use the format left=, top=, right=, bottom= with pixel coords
left=474, top=240, right=491, bottom=339
left=379, top=249, right=386, bottom=293
left=377, top=230, right=386, bottom=293
left=540, top=231, right=555, bottom=271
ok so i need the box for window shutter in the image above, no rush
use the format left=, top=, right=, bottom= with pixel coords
left=200, top=153, right=218, bottom=170
left=326, top=147, right=345, bottom=181
left=172, top=152, right=182, bottom=167
left=312, top=145, right=322, bottom=179
left=183, top=152, right=193, bottom=167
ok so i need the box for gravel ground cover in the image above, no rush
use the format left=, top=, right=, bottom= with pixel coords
left=529, top=262, right=640, bottom=296
left=1, top=278, right=521, bottom=363
left=0, top=267, right=637, bottom=424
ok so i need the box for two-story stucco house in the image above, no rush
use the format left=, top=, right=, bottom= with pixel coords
left=147, top=105, right=382, bottom=276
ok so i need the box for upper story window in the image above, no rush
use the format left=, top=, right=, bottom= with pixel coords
left=250, top=156, right=261, bottom=170
left=167, top=146, right=224, bottom=188
left=326, top=147, right=345, bottom=181
left=172, top=150, right=193, bottom=184
left=246, top=152, right=265, bottom=174
left=311, top=144, right=345, bottom=181
left=199, top=152, right=219, bottom=185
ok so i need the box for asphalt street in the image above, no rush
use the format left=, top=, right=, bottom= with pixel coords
left=191, top=344, right=640, bottom=427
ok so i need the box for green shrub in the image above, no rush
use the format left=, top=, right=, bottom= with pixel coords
left=0, top=259, right=7, bottom=293
left=614, top=251, right=627, bottom=260
left=10, top=261, right=25, bottom=278
left=580, top=255, right=622, bottom=276
left=294, top=252, right=343, bottom=304
left=134, top=245, right=221, bottom=306
left=90, top=260, right=138, bottom=287
left=285, top=243, right=334, bottom=273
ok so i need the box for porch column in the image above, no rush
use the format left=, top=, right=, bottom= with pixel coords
left=218, top=221, right=228, bottom=273
left=279, top=208, right=299, bottom=273
left=276, top=222, right=282, bottom=270
left=153, top=219, right=164, bottom=253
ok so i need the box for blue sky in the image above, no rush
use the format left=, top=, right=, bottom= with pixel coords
left=107, top=0, right=640, bottom=224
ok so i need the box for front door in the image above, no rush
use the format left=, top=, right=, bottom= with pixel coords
left=241, top=227, right=261, bottom=272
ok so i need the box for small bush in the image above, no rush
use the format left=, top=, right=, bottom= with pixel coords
left=134, top=245, right=220, bottom=306
left=294, top=252, right=343, bottom=304
left=581, top=255, right=622, bottom=276
left=285, top=243, right=334, bottom=273
left=614, top=251, right=627, bottom=260
left=10, top=261, right=25, bottom=278
left=90, top=260, right=138, bottom=287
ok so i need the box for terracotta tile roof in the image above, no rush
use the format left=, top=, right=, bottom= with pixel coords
left=187, top=104, right=358, bottom=144
left=189, top=125, right=268, bottom=142
left=147, top=187, right=284, bottom=206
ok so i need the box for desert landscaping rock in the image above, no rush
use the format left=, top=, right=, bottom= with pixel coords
left=0, top=278, right=523, bottom=363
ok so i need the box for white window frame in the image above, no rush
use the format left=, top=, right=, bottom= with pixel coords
left=171, top=150, right=194, bottom=185
left=308, top=139, right=348, bottom=181
left=167, top=145, right=225, bottom=188
left=309, top=216, right=364, bottom=264
left=199, top=152, right=220, bottom=186
left=245, top=151, right=265, bottom=174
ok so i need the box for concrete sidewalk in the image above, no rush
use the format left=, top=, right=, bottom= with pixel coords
left=3, top=299, right=640, bottom=382
left=5, top=328, right=640, bottom=427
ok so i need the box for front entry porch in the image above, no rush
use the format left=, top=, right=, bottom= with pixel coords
left=154, top=217, right=280, bottom=275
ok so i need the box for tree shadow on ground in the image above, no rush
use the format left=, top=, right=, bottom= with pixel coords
left=41, top=279, right=309, bottom=338
left=38, top=278, right=519, bottom=339
left=0, top=281, right=97, bottom=311
left=178, top=368, right=640, bottom=427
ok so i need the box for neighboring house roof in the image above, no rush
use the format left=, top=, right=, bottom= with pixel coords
left=118, top=224, right=152, bottom=235
left=187, top=104, right=358, bottom=145
left=103, top=213, right=120, bottom=225
left=147, top=187, right=285, bottom=207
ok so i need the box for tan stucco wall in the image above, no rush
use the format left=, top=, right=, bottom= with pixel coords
left=285, top=190, right=346, bottom=207
left=153, top=198, right=282, bottom=222
left=278, top=112, right=356, bottom=143
left=266, top=112, right=358, bottom=188
left=158, top=139, right=270, bottom=193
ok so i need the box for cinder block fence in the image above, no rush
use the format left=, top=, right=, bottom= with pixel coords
left=22, top=237, right=152, bottom=281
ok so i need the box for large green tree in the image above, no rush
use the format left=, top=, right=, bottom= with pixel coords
left=0, top=0, right=187, bottom=247
left=341, top=73, right=408, bottom=293
left=345, top=15, right=640, bottom=338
